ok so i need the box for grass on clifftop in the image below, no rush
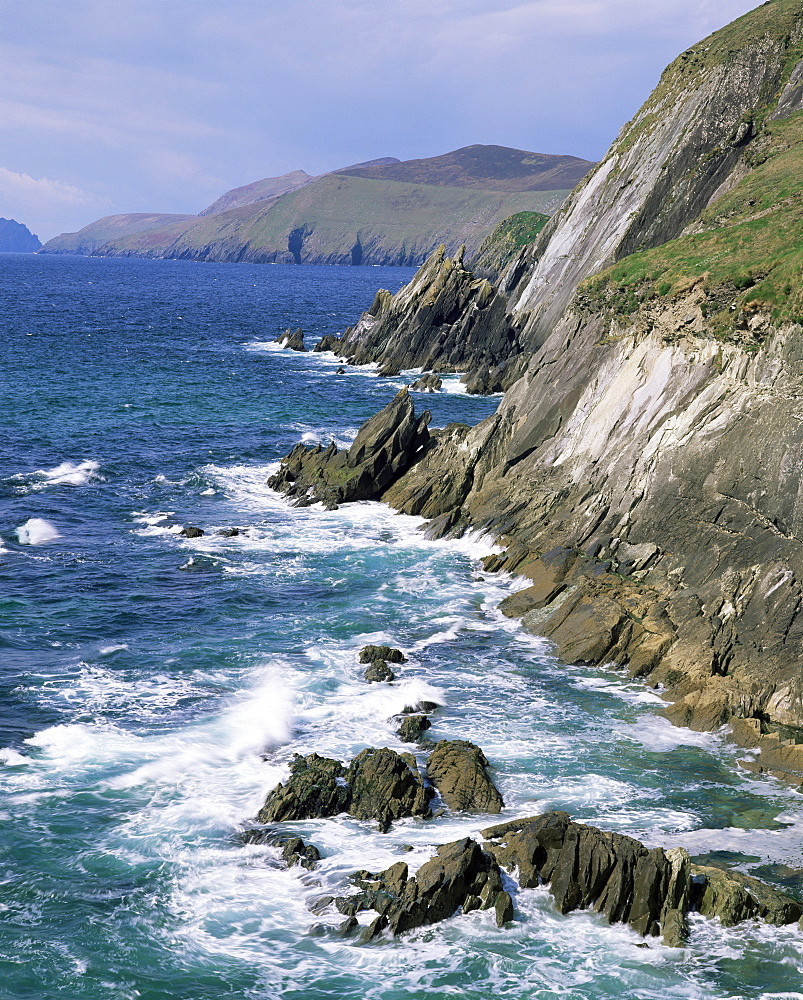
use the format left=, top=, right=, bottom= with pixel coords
left=581, top=110, right=803, bottom=340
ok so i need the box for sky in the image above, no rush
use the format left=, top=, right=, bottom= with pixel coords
left=0, top=0, right=761, bottom=242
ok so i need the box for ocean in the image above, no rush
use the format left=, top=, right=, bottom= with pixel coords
left=1, top=252, right=802, bottom=999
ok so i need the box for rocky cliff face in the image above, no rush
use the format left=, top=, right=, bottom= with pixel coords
left=277, top=1, right=803, bottom=780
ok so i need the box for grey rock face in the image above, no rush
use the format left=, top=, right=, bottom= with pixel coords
left=427, top=739, right=504, bottom=814
left=323, top=248, right=523, bottom=394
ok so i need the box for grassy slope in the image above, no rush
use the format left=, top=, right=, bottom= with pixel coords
left=580, top=0, right=803, bottom=339
left=96, top=174, right=570, bottom=261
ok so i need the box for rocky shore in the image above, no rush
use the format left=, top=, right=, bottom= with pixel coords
left=273, top=0, right=803, bottom=788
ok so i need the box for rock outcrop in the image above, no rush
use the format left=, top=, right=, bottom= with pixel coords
left=427, top=740, right=504, bottom=814
left=358, top=645, right=406, bottom=664
left=332, top=837, right=510, bottom=940
left=268, top=389, right=430, bottom=509
left=275, top=327, right=305, bottom=351
left=257, top=749, right=431, bottom=832
left=316, top=248, right=524, bottom=394
left=481, top=812, right=801, bottom=945
left=241, top=828, right=321, bottom=871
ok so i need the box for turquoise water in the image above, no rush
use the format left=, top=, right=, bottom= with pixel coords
left=1, top=253, right=802, bottom=999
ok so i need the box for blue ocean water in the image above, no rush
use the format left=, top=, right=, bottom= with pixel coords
left=1, top=252, right=802, bottom=1000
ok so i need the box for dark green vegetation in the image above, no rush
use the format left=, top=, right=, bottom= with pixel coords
left=0, top=217, right=41, bottom=252
left=336, top=144, right=593, bottom=192
left=40, top=145, right=592, bottom=266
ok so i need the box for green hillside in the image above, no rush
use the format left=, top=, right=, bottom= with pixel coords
left=41, top=213, right=197, bottom=255
left=470, top=210, right=549, bottom=279
left=90, top=174, right=571, bottom=266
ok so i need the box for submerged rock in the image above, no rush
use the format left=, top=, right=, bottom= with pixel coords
left=268, top=389, right=430, bottom=509
left=241, top=828, right=321, bottom=871
left=409, top=373, right=443, bottom=393
left=180, top=525, right=205, bottom=538
left=427, top=739, right=504, bottom=814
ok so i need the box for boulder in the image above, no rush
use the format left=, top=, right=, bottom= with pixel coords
left=180, top=525, right=205, bottom=538
left=363, top=659, right=395, bottom=683
left=334, top=836, right=509, bottom=939
left=314, top=333, right=342, bottom=353
left=216, top=527, right=240, bottom=537
left=427, top=739, right=504, bottom=813
left=275, top=327, right=306, bottom=351
left=268, top=389, right=430, bottom=509
left=397, top=715, right=431, bottom=742
left=359, top=644, right=407, bottom=664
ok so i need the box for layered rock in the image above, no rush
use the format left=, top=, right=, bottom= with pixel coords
left=314, top=247, right=524, bottom=394
left=268, top=389, right=430, bottom=509
left=481, top=812, right=801, bottom=945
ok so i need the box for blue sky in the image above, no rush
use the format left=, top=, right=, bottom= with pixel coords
left=0, top=0, right=759, bottom=241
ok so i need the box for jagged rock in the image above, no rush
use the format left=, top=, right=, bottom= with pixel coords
left=346, top=747, right=431, bottom=833
left=258, top=748, right=431, bottom=832
left=331, top=247, right=522, bottom=395
left=336, top=366, right=346, bottom=374
left=314, top=333, right=342, bottom=353
left=396, top=715, right=431, bottom=742
left=257, top=753, right=350, bottom=823
left=180, top=525, right=205, bottom=538
left=409, top=373, right=443, bottom=392
left=482, top=813, right=691, bottom=942
left=267, top=389, right=430, bottom=509
left=335, top=837, right=509, bottom=938
left=240, top=829, right=321, bottom=871
left=275, top=327, right=306, bottom=351
left=363, top=660, right=395, bottom=683
left=401, top=700, right=439, bottom=714
left=427, top=740, right=504, bottom=813
left=216, top=527, right=240, bottom=537
left=494, top=890, right=514, bottom=926
left=359, top=644, right=406, bottom=664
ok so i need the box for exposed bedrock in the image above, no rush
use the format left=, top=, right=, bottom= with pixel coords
left=313, top=246, right=525, bottom=394
left=481, top=812, right=801, bottom=946
left=427, top=739, right=504, bottom=814
left=257, top=749, right=431, bottom=833
left=267, top=388, right=430, bottom=509
left=380, top=303, right=803, bottom=770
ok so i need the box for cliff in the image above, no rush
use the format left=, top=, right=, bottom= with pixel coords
left=39, top=145, right=592, bottom=267
left=0, top=218, right=41, bottom=252
left=274, top=0, right=803, bottom=782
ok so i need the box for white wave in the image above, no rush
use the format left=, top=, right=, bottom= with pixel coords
left=36, top=460, right=102, bottom=486
left=0, top=748, right=28, bottom=766
left=243, top=340, right=286, bottom=353
left=16, top=517, right=61, bottom=544
left=612, top=715, right=719, bottom=752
